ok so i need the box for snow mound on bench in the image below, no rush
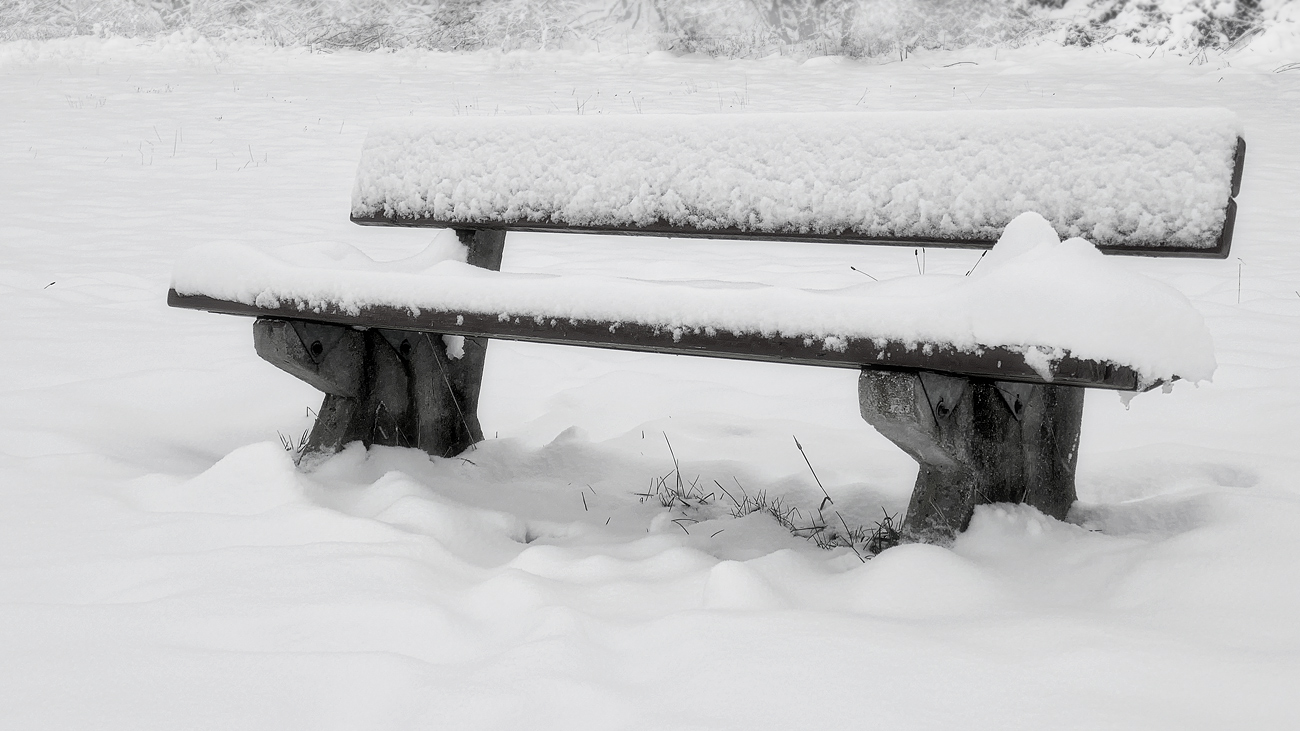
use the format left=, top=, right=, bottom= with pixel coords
left=352, top=108, right=1241, bottom=250
left=172, top=213, right=1215, bottom=385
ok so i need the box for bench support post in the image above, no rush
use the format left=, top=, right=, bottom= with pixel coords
left=858, top=368, right=1084, bottom=542
left=253, top=229, right=506, bottom=465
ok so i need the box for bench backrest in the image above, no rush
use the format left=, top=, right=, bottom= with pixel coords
left=350, top=108, right=1245, bottom=258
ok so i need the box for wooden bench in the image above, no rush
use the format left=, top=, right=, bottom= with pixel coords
left=168, top=108, right=1245, bottom=542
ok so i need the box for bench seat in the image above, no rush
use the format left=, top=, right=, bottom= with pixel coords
left=169, top=216, right=1215, bottom=392
left=168, top=288, right=1141, bottom=389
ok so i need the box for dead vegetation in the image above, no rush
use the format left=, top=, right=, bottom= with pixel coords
left=637, top=433, right=903, bottom=560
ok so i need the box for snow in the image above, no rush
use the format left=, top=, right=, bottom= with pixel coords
left=352, top=107, right=1242, bottom=250
left=442, top=333, right=466, bottom=359
left=172, top=212, right=1217, bottom=385
left=4, top=36, right=1300, bottom=730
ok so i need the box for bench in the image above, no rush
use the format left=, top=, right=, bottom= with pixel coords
left=168, top=107, right=1246, bottom=542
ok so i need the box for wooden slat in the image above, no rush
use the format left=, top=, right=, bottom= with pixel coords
left=351, top=212, right=1237, bottom=259
left=168, top=290, right=1145, bottom=390
left=1231, top=136, right=1247, bottom=198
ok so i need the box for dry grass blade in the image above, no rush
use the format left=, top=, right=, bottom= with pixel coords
left=792, top=435, right=831, bottom=507
left=642, top=436, right=900, bottom=558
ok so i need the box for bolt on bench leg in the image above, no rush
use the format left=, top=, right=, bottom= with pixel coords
left=857, top=368, right=1084, bottom=543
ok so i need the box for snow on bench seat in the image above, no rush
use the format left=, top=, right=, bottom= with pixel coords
left=170, top=214, right=1215, bottom=389
left=350, top=108, right=1243, bottom=255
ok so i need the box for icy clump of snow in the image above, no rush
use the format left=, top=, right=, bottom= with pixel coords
left=442, top=334, right=466, bottom=359
left=352, top=108, right=1241, bottom=250
left=979, top=209, right=1060, bottom=269
left=171, top=212, right=1216, bottom=385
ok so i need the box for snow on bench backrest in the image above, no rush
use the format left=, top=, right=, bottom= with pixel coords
left=351, top=108, right=1243, bottom=255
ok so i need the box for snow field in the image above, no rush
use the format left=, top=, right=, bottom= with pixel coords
left=3, top=36, right=1300, bottom=729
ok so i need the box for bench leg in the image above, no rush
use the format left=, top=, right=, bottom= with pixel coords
left=857, top=368, right=1084, bottom=543
left=402, top=228, right=504, bottom=456
left=377, top=329, right=486, bottom=458
left=253, top=318, right=492, bottom=462
left=253, top=318, right=408, bottom=461
left=251, top=230, right=506, bottom=465
left=394, top=228, right=504, bottom=457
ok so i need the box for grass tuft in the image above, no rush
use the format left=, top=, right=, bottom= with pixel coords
left=641, top=433, right=903, bottom=559
left=277, top=428, right=310, bottom=458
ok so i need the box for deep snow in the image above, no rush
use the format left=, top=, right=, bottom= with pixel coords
left=3, top=34, right=1300, bottom=730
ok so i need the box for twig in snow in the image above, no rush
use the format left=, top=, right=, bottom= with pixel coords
left=793, top=435, right=832, bottom=510
left=714, top=479, right=737, bottom=506
left=837, top=512, right=867, bottom=562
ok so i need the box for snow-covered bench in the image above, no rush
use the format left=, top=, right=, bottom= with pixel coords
left=168, top=108, right=1245, bottom=541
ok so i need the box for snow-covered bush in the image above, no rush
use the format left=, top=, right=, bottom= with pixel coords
left=0, top=0, right=166, bottom=39
left=0, top=0, right=1295, bottom=55
left=610, top=0, right=1046, bottom=57
left=1058, top=0, right=1266, bottom=50
left=0, top=0, right=1051, bottom=54
left=0, top=0, right=598, bottom=50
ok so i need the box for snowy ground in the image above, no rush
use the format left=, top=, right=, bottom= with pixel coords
left=3, top=35, right=1300, bottom=729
